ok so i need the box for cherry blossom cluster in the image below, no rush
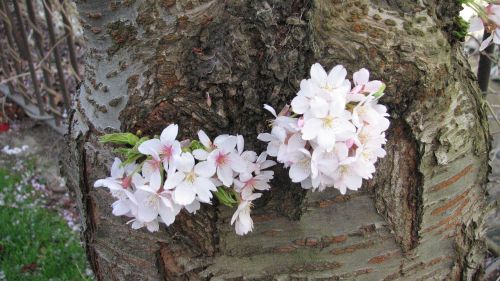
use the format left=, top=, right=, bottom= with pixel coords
left=94, top=124, right=276, bottom=235
left=467, top=2, right=500, bottom=50
left=258, top=63, right=389, bottom=194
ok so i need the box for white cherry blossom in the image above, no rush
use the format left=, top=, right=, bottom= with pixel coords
left=231, top=193, right=262, bottom=236
left=301, top=107, right=356, bottom=152
left=166, top=152, right=217, bottom=205
left=94, top=158, right=141, bottom=216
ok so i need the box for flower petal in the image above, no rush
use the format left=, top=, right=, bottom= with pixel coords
left=198, top=130, right=212, bottom=148
left=236, top=135, right=244, bottom=155
left=110, top=158, right=124, bottom=179
left=173, top=182, right=196, bottom=205
left=353, top=68, right=369, bottom=86
left=185, top=200, right=200, bottom=214
left=291, top=95, right=310, bottom=114
left=112, top=200, right=131, bottom=216
left=257, top=133, right=273, bottom=142
left=137, top=204, right=158, bottom=222
left=193, top=149, right=209, bottom=160
left=327, top=65, right=347, bottom=87
left=164, top=171, right=185, bottom=190
left=310, top=63, right=327, bottom=86
left=263, top=104, right=278, bottom=117
left=301, top=118, right=322, bottom=140
left=229, top=153, right=248, bottom=173
left=194, top=160, right=216, bottom=177
left=317, top=129, right=336, bottom=152
left=160, top=124, right=178, bottom=143
left=310, top=96, right=329, bottom=118
left=193, top=177, right=216, bottom=203
left=289, top=162, right=311, bottom=183
left=468, top=17, right=484, bottom=32
left=158, top=202, right=180, bottom=226
left=149, top=169, right=162, bottom=192
left=138, top=139, right=162, bottom=161
left=216, top=136, right=237, bottom=153
left=217, top=165, right=234, bottom=187
left=480, top=34, right=493, bottom=51
left=176, top=152, right=195, bottom=172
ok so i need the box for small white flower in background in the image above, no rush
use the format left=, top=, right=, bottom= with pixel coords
left=469, top=4, right=500, bottom=51
left=95, top=124, right=276, bottom=235
left=259, top=63, right=390, bottom=195
left=2, top=145, right=29, bottom=155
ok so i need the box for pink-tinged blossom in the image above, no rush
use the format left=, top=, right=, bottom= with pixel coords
left=134, top=176, right=181, bottom=226
left=206, top=136, right=247, bottom=186
left=348, top=68, right=384, bottom=102
left=94, top=158, right=141, bottom=216
left=138, top=125, right=182, bottom=191
left=234, top=173, right=273, bottom=199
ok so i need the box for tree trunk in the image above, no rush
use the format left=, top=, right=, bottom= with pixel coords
left=64, top=0, right=491, bottom=280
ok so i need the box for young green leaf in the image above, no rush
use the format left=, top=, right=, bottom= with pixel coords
left=99, top=133, right=140, bottom=146
left=214, top=187, right=238, bottom=207
left=373, top=83, right=386, bottom=98
left=189, top=140, right=206, bottom=151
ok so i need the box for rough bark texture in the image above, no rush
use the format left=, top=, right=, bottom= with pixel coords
left=64, top=0, right=491, bottom=280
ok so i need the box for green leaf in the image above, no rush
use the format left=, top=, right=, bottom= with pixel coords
left=189, top=140, right=206, bottom=151
left=113, top=147, right=132, bottom=156
left=99, top=133, right=140, bottom=146
left=373, top=83, right=386, bottom=98
left=121, top=136, right=150, bottom=165
left=122, top=153, right=143, bottom=166
left=214, top=187, right=238, bottom=207
left=182, top=140, right=208, bottom=153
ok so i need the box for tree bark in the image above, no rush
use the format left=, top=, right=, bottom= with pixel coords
left=64, top=0, right=491, bottom=280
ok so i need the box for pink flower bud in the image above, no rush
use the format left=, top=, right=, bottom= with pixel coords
left=346, top=138, right=355, bottom=148
left=297, top=117, right=305, bottom=128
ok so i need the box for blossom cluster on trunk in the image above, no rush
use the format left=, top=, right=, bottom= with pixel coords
left=258, top=63, right=389, bottom=194
left=94, top=125, right=276, bottom=235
